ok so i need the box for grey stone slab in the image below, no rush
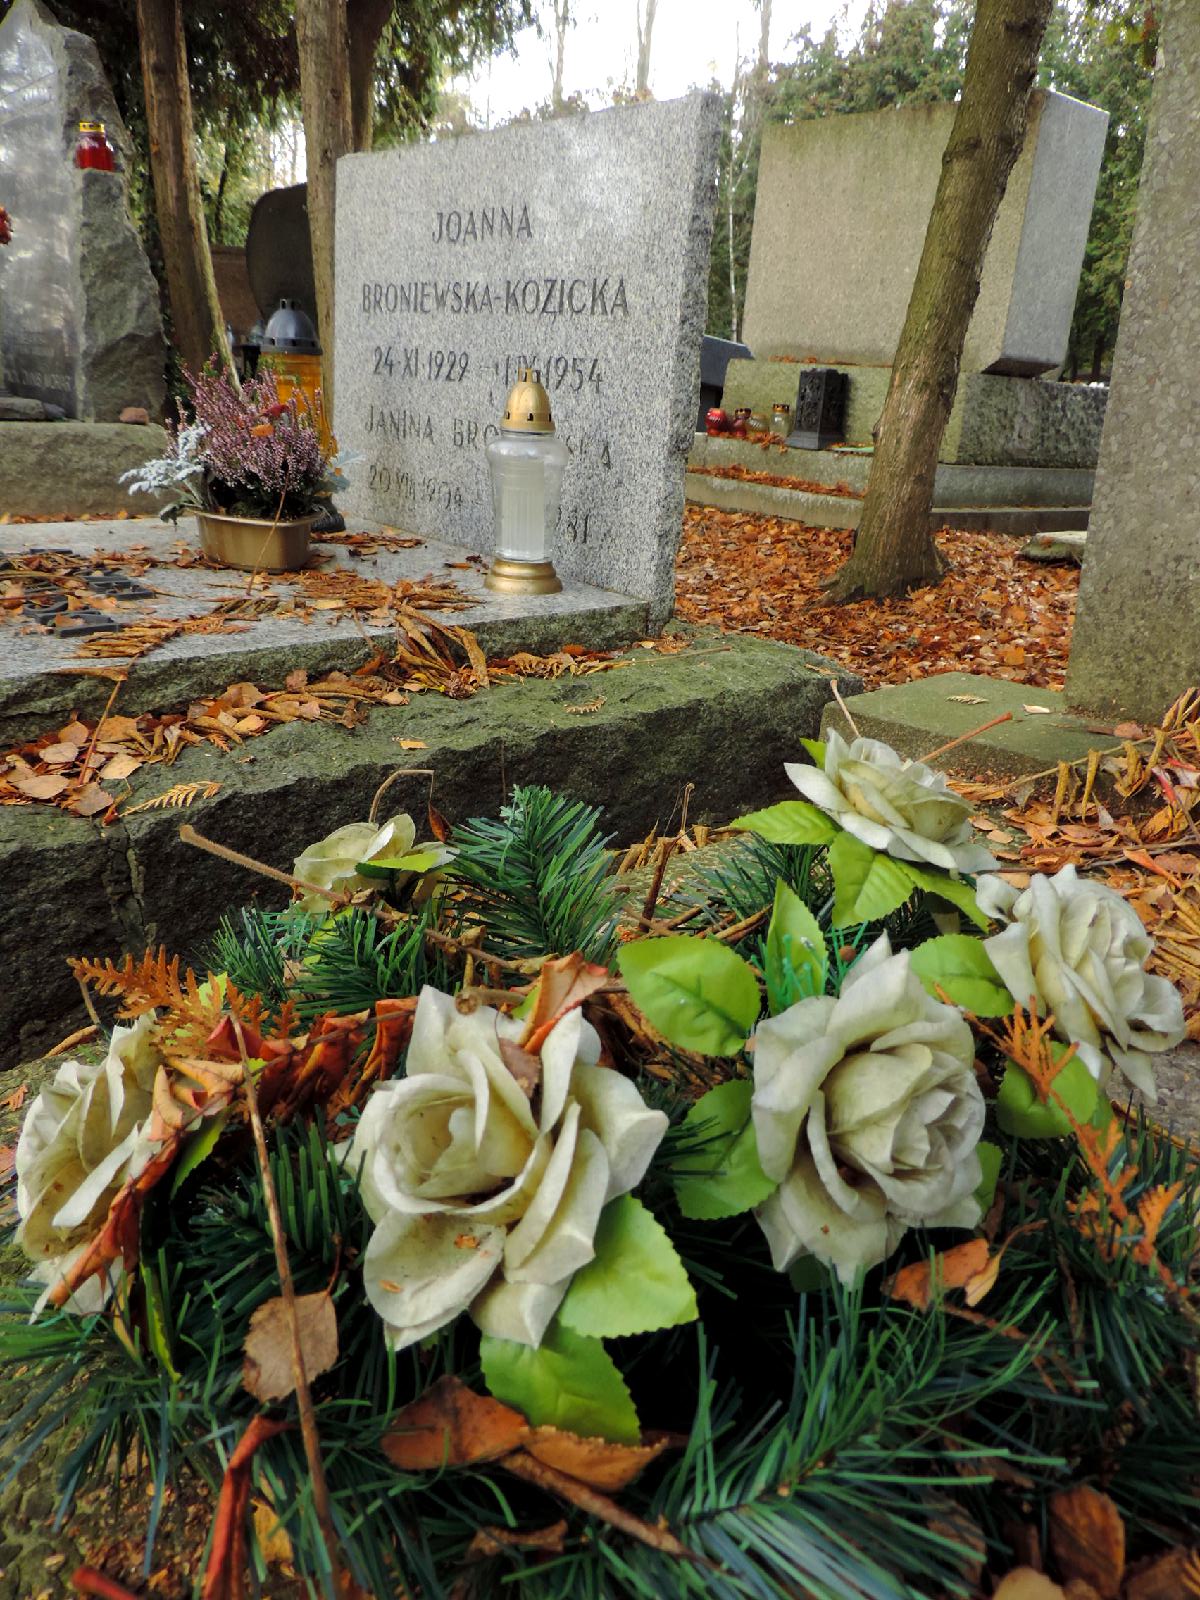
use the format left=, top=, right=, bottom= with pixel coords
left=0, top=627, right=861, bottom=1061
left=333, top=94, right=721, bottom=630
left=0, top=420, right=168, bottom=518
left=0, top=0, right=164, bottom=420
left=684, top=469, right=1089, bottom=536
left=1066, top=0, right=1200, bottom=724
left=0, top=517, right=648, bottom=740
left=688, top=433, right=1095, bottom=507
left=720, top=359, right=1106, bottom=468
left=742, top=91, right=1108, bottom=377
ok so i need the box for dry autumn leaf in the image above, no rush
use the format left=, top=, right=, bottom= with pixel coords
left=993, top=1571, right=1067, bottom=1600
left=397, top=739, right=427, bottom=750
left=1048, top=1484, right=1125, bottom=1599
left=1122, top=1546, right=1200, bottom=1599
left=524, top=1427, right=675, bottom=1491
left=383, top=1375, right=528, bottom=1469
left=885, top=1237, right=993, bottom=1311
left=242, top=1291, right=339, bottom=1403
left=13, top=772, right=70, bottom=800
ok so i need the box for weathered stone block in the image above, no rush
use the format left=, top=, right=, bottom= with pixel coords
left=0, top=0, right=165, bottom=420
left=1066, top=0, right=1200, bottom=722
left=721, top=359, right=1106, bottom=468
left=333, top=94, right=722, bottom=629
left=742, top=91, right=1108, bottom=376
left=0, top=421, right=168, bottom=519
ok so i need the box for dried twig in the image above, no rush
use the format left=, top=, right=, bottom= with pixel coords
left=501, top=1450, right=692, bottom=1559
left=179, top=824, right=347, bottom=907
left=229, top=1016, right=340, bottom=1577
left=918, top=712, right=1014, bottom=765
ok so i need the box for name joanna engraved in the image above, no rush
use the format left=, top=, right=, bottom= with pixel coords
left=433, top=203, right=532, bottom=244
left=360, top=276, right=629, bottom=319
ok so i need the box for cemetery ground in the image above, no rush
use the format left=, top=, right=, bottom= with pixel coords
left=3, top=506, right=1200, bottom=1598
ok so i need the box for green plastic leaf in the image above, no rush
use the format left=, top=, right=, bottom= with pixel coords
left=974, top=1140, right=1003, bottom=1213
left=672, top=1079, right=776, bottom=1220
left=788, top=1255, right=832, bottom=1293
left=354, top=848, right=445, bottom=880
left=899, top=862, right=989, bottom=931
left=170, top=1109, right=229, bottom=1197
left=909, top=935, right=1013, bottom=1016
left=995, top=1046, right=1100, bottom=1138
left=559, top=1196, right=697, bottom=1337
left=618, top=935, right=759, bottom=1056
left=480, top=1322, right=640, bottom=1444
left=798, top=738, right=827, bottom=769
left=140, top=1263, right=179, bottom=1381
left=728, top=800, right=838, bottom=845
left=828, top=832, right=915, bottom=928
left=765, top=880, right=827, bottom=1011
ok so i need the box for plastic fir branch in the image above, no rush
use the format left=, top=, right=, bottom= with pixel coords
left=448, top=785, right=620, bottom=965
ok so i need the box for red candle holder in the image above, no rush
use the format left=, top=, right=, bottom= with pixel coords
left=75, top=121, right=115, bottom=172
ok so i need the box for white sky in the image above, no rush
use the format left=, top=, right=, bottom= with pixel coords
left=456, top=0, right=872, bottom=125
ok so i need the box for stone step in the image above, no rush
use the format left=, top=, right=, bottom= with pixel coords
left=685, top=468, right=1091, bottom=536
left=1, top=627, right=861, bottom=1063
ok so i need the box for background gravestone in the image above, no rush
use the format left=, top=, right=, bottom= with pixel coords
left=743, top=91, right=1108, bottom=376
left=1065, top=0, right=1200, bottom=723
left=334, top=93, right=721, bottom=627
left=0, top=0, right=164, bottom=420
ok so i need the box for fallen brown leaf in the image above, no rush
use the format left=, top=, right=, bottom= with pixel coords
left=383, top=1375, right=528, bottom=1469
left=524, top=1426, right=675, bottom=1491
left=242, top=1291, right=339, bottom=1403
left=1048, top=1484, right=1125, bottom=1599
left=993, top=1570, right=1066, bottom=1599
left=885, top=1237, right=993, bottom=1311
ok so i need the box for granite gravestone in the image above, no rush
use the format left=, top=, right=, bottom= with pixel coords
left=1065, top=0, right=1200, bottom=723
left=334, top=94, right=721, bottom=626
left=743, top=91, right=1108, bottom=376
left=0, top=0, right=164, bottom=420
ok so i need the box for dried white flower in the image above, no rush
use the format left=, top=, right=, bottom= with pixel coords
left=787, top=732, right=997, bottom=875
left=979, top=865, right=1185, bottom=1101
left=15, top=1015, right=163, bottom=1313
left=751, top=936, right=984, bottom=1283
left=292, top=813, right=417, bottom=913
left=119, top=422, right=207, bottom=502
left=347, top=986, right=667, bottom=1349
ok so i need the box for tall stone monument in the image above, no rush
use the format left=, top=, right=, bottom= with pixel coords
left=724, top=91, right=1110, bottom=476
left=0, top=0, right=164, bottom=420
left=334, top=94, right=721, bottom=626
left=1066, top=0, right=1200, bottom=723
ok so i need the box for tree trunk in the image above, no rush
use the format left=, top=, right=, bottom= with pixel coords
left=636, top=0, right=658, bottom=95
left=296, top=0, right=354, bottom=414
left=824, top=0, right=1053, bottom=603
left=134, top=0, right=229, bottom=376
left=756, top=0, right=772, bottom=72
left=347, top=0, right=392, bottom=152
left=552, top=0, right=570, bottom=111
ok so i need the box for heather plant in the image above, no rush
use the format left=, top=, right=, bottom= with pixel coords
left=122, top=359, right=335, bottom=522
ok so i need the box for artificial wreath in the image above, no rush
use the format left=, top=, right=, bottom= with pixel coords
left=2, top=736, right=1196, bottom=1600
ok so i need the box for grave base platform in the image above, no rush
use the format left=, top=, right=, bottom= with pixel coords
left=721, top=358, right=1106, bottom=469
left=685, top=467, right=1090, bottom=537
left=1, top=625, right=861, bottom=1061
left=818, top=671, right=1120, bottom=784
left=0, top=421, right=169, bottom=519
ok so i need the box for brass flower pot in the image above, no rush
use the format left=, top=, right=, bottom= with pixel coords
left=195, top=510, right=315, bottom=572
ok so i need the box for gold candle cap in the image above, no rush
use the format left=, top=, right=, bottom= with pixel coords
left=502, top=368, right=555, bottom=433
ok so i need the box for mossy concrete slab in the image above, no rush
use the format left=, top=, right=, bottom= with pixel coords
left=1, top=629, right=861, bottom=1063
left=685, top=470, right=1091, bottom=536
left=0, top=422, right=170, bottom=519
left=819, top=672, right=1121, bottom=783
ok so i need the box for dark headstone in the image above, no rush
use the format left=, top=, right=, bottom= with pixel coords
left=786, top=367, right=848, bottom=450
left=0, top=0, right=164, bottom=420
left=246, top=184, right=317, bottom=323
left=697, top=333, right=752, bottom=429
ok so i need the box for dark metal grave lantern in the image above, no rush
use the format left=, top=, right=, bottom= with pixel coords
left=786, top=368, right=849, bottom=451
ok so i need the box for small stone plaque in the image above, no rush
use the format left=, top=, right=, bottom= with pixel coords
left=334, top=94, right=720, bottom=625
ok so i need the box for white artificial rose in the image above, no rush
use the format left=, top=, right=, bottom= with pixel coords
left=347, top=986, right=668, bottom=1350
left=750, top=936, right=985, bottom=1284
left=292, top=812, right=417, bottom=912
left=979, top=865, right=1185, bottom=1102
left=787, top=731, right=997, bottom=875
left=16, top=1014, right=163, bottom=1313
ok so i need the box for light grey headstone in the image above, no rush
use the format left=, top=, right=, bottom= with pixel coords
left=333, top=94, right=721, bottom=627
left=1066, top=0, right=1200, bottom=722
left=742, top=91, right=1109, bottom=377
left=0, top=0, right=164, bottom=420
